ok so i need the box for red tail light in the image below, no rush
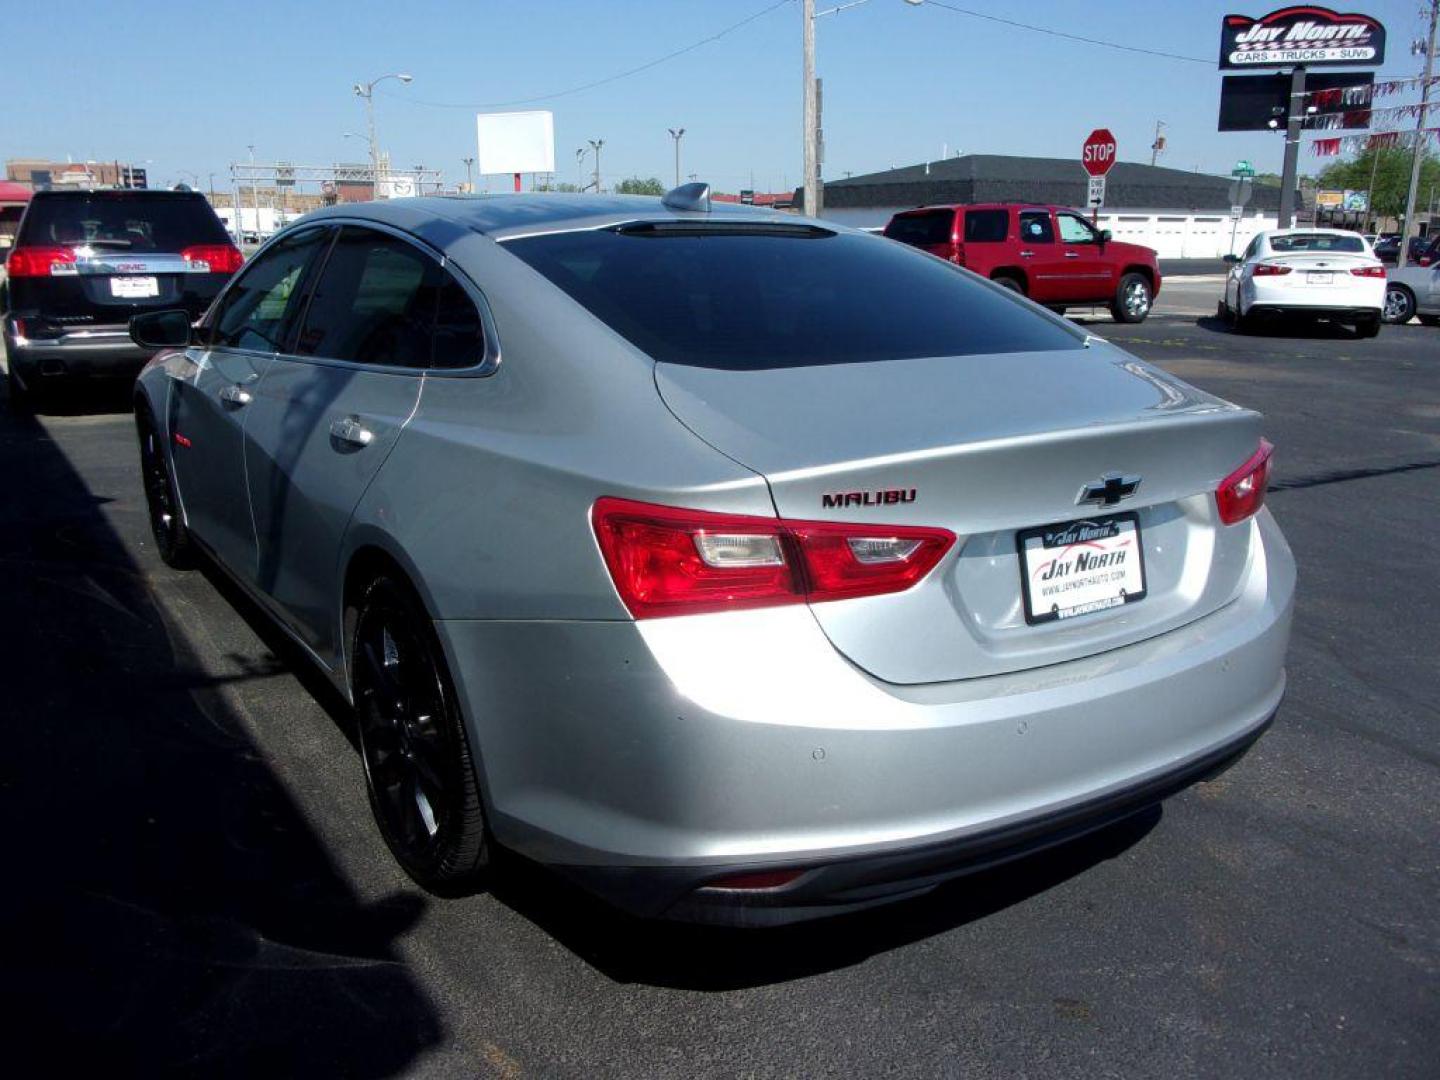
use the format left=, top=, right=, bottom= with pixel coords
left=1216, top=439, right=1274, bottom=525
left=181, top=244, right=245, bottom=273
left=591, top=498, right=956, bottom=619
left=6, top=246, right=78, bottom=278
left=702, top=868, right=806, bottom=891
left=1252, top=263, right=1292, bottom=277
left=1349, top=265, right=1386, bottom=277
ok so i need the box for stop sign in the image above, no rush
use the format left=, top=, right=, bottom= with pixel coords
left=1082, top=129, right=1117, bottom=178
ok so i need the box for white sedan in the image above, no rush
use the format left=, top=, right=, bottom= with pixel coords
left=1221, top=228, right=1385, bottom=337
left=1382, top=260, right=1440, bottom=326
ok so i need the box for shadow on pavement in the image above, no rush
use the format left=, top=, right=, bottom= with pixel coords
left=0, top=382, right=442, bottom=1075
left=488, top=807, right=1159, bottom=991
left=1193, top=313, right=1370, bottom=340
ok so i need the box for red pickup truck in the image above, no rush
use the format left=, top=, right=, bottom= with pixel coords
left=883, top=203, right=1161, bottom=323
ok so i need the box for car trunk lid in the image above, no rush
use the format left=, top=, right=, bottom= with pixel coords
left=656, top=339, right=1263, bottom=684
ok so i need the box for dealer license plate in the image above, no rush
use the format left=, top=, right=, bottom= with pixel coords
left=111, top=276, right=159, bottom=298
left=1018, top=512, right=1147, bottom=626
left=1306, top=271, right=1333, bottom=284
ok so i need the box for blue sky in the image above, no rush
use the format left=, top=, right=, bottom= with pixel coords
left=4, top=0, right=1433, bottom=193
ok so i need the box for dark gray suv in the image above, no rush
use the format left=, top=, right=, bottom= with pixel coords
left=3, top=188, right=241, bottom=405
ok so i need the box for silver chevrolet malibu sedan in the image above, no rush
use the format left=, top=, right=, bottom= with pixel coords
left=129, top=188, right=1294, bottom=924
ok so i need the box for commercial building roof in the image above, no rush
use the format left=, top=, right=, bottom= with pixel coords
left=813, top=154, right=1284, bottom=214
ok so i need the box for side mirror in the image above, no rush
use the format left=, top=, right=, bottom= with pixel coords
left=130, top=309, right=194, bottom=349
left=1099, top=229, right=1112, bottom=243
left=1222, top=254, right=1240, bottom=264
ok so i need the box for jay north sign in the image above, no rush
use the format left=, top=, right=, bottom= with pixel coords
left=1219, top=6, right=1386, bottom=69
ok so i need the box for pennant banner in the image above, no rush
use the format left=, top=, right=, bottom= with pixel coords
left=1311, top=127, right=1440, bottom=155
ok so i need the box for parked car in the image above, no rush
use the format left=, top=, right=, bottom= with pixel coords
left=130, top=191, right=1293, bottom=924
left=1220, top=228, right=1385, bottom=336
left=3, top=188, right=242, bottom=406
left=882, top=203, right=1161, bottom=323
left=1410, top=233, right=1440, bottom=268
left=1371, top=233, right=1401, bottom=264
left=1382, top=258, right=1440, bottom=325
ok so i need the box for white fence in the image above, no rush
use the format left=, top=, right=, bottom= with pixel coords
left=824, top=205, right=1279, bottom=259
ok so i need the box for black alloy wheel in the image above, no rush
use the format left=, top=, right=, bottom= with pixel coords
left=352, top=576, right=488, bottom=890
left=136, top=407, right=193, bottom=568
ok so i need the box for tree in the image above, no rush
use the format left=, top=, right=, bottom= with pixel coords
left=615, top=177, right=665, bottom=196
left=535, top=181, right=581, bottom=192
left=1317, top=147, right=1440, bottom=223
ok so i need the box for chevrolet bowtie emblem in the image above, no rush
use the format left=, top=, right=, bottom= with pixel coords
left=1077, top=473, right=1141, bottom=507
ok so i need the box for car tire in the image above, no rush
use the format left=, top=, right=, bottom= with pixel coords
left=1418, top=314, right=1440, bottom=328
left=1383, top=284, right=1416, bottom=324
left=136, top=404, right=195, bottom=568
left=1111, top=272, right=1152, bottom=324
left=351, top=574, right=489, bottom=892
left=992, top=275, right=1025, bottom=295
left=1354, top=316, right=1381, bottom=339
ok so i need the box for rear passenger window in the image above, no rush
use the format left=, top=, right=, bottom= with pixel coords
left=1019, top=211, right=1054, bottom=244
left=963, top=209, right=1008, bottom=243
left=884, top=211, right=954, bottom=247
left=294, top=226, right=484, bottom=369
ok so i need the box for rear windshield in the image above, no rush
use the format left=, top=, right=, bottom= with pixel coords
left=883, top=211, right=953, bottom=247
left=1270, top=233, right=1365, bottom=253
left=964, top=208, right=1009, bottom=243
left=503, top=226, right=1082, bottom=370
left=18, top=193, right=229, bottom=252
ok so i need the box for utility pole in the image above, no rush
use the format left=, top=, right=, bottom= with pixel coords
left=668, top=128, right=685, bottom=188
left=1399, top=0, right=1438, bottom=268
left=462, top=156, right=474, bottom=193
left=576, top=147, right=587, bottom=189
left=803, top=0, right=820, bottom=217
left=1363, top=147, right=1382, bottom=235
left=1277, top=66, right=1307, bottom=228
left=1149, top=121, right=1166, bottom=167
left=588, top=139, right=604, bottom=193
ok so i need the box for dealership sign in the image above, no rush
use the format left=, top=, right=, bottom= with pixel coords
left=1218, top=6, right=1386, bottom=68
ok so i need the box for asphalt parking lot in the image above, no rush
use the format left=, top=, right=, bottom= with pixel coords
left=0, top=303, right=1436, bottom=1078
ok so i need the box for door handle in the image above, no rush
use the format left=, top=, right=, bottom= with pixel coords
left=1018, top=250, right=1034, bottom=258
left=329, top=416, right=375, bottom=448
left=1064, top=251, right=1081, bottom=258
left=218, top=384, right=252, bottom=407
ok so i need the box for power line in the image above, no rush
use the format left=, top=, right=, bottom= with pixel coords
left=387, top=0, right=795, bottom=110
left=918, top=1, right=1211, bottom=66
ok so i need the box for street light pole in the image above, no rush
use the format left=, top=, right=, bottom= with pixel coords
left=588, top=139, right=604, bottom=193
left=1399, top=0, right=1438, bottom=268
left=462, top=156, right=474, bottom=193
left=247, top=144, right=259, bottom=242
left=353, top=72, right=413, bottom=200
left=667, top=128, right=686, bottom=188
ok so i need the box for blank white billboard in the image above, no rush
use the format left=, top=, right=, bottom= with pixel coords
left=476, top=110, right=555, bottom=176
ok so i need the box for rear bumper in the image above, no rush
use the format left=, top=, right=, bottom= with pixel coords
left=436, top=510, right=1294, bottom=923
left=4, top=323, right=151, bottom=381
left=565, top=711, right=1272, bottom=925
left=1246, top=304, right=1381, bottom=321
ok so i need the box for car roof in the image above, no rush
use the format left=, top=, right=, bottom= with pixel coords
left=1260, top=227, right=1362, bottom=237
left=896, top=203, right=1058, bottom=215
left=29, top=188, right=205, bottom=199
left=298, top=193, right=803, bottom=243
